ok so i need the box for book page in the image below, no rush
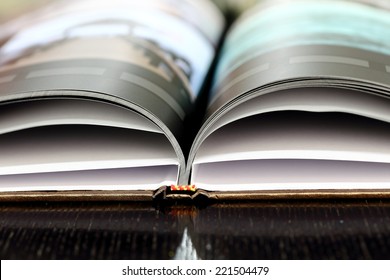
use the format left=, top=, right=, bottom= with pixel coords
left=0, top=98, right=162, bottom=135
left=0, top=125, right=178, bottom=191
left=195, top=111, right=390, bottom=164
left=0, top=0, right=223, bottom=97
left=192, top=159, right=390, bottom=191
left=188, top=86, right=390, bottom=181
left=0, top=36, right=192, bottom=135
left=0, top=166, right=178, bottom=192
left=208, top=0, right=390, bottom=116
left=192, top=112, right=390, bottom=190
left=203, top=87, right=390, bottom=142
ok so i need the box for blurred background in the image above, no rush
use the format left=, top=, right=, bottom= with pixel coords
left=2, top=0, right=390, bottom=24
left=0, top=0, right=260, bottom=23
left=0, top=0, right=51, bottom=23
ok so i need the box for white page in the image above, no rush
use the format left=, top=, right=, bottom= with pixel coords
left=0, top=165, right=178, bottom=192
left=192, top=112, right=390, bottom=190
left=0, top=125, right=178, bottom=176
left=192, top=159, right=390, bottom=190
left=0, top=98, right=162, bottom=135
left=195, top=112, right=390, bottom=164
left=204, top=87, right=390, bottom=143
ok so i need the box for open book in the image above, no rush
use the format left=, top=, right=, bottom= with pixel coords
left=1, top=0, right=390, bottom=199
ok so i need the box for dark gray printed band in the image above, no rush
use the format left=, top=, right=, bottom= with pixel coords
left=0, top=58, right=192, bottom=138
left=4, top=57, right=192, bottom=114
left=26, top=67, right=106, bottom=78
left=120, top=72, right=185, bottom=120
left=208, top=44, right=390, bottom=116
left=288, top=55, right=370, bottom=68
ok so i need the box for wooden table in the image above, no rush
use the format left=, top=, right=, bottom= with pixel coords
left=1, top=199, right=390, bottom=259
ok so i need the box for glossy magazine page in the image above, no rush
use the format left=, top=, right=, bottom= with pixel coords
left=188, top=0, right=390, bottom=191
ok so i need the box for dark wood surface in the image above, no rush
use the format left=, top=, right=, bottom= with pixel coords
left=1, top=199, right=390, bottom=259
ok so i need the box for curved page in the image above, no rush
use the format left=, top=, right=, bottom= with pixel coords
left=192, top=112, right=390, bottom=190
left=0, top=125, right=178, bottom=191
